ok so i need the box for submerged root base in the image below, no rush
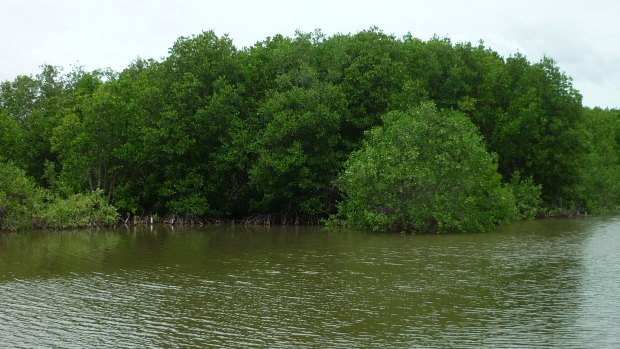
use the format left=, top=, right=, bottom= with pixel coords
left=240, top=211, right=321, bottom=226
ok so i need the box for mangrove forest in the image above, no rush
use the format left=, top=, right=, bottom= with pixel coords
left=1, top=28, right=619, bottom=232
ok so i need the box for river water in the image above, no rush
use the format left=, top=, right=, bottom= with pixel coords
left=0, top=215, right=619, bottom=348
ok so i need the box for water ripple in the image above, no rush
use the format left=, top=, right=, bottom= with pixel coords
left=0, top=218, right=619, bottom=347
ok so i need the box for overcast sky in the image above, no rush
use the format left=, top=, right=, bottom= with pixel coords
left=1, top=0, right=618, bottom=108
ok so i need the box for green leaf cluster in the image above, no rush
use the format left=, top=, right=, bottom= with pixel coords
left=334, top=103, right=516, bottom=233
left=505, top=171, right=544, bottom=220
left=571, top=108, right=620, bottom=213
left=0, top=161, right=42, bottom=230
left=1, top=27, right=618, bottom=231
left=0, top=161, right=118, bottom=230
left=38, top=189, right=119, bottom=229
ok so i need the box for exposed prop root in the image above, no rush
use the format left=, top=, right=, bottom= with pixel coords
left=160, top=213, right=224, bottom=225
left=240, top=211, right=321, bottom=226
left=124, top=213, right=224, bottom=226
left=541, top=207, right=589, bottom=218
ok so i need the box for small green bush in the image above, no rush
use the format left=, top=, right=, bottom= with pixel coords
left=333, top=103, right=516, bottom=233
left=39, top=189, right=119, bottom=229
left=570, top=107, right=620, bottom=213
left=0, top=161, right=42, bottom=230
left=1, top=160, right=118, bottom=230
left=505, top=171, right=544, bottom=220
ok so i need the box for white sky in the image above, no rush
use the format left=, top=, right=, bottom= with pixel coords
left=1, top=0, right=618, bottom=108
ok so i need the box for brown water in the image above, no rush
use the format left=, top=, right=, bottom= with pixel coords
left=0, top=215, right=619, bottom=348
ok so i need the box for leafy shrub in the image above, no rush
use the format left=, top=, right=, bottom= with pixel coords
left=0, top=111, right=23, bottom=164
left=38, top=189, right=119, bottom=229
left=505, top=171, right=543, bottom=220
left=333, top=103, right=516, bottom=233
left=1, top=161, right=118, bottom=230
left=0, top=161, right=42, bottom=230
left=571, top=108, right=620, bottom=213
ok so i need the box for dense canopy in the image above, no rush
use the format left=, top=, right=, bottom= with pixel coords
left=335, top=103, right=517, bottom=233
left=1, top=28, right=619, bottom=232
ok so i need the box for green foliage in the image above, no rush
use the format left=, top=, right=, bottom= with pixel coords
left=2, top=28, right=609, bottom=227
left=334, top=103, right=516, bottom=233
left=0, top=161, right=118, bottom=231
left=0, top=161, right=42, bottom=230
left=248, top=80, right=346, bottom=215
left=0, top=66, right=69, bottom=183
left=337, top=28, right=403, bottom=147
left=505, top=171, right=543, bottom=220
left=38, top=189, right=119, bottom=229
left=572, top=108, right=620, bottom=213
left=160, top=172, right=211, bottom=216
left=487, top=55, right=585, bottom=201
left=0, top=110, right=23, bottom=163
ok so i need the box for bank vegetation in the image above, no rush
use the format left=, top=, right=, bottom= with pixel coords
left=1, top=28, right=619, bottom=232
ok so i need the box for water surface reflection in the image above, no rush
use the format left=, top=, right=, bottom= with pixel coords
left=1, top=216, right=619, bottom=348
